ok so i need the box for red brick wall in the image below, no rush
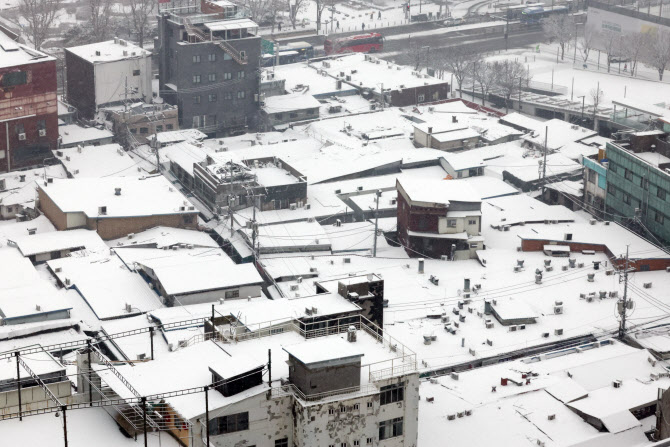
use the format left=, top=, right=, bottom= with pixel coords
left=89, top=213, right=199, bottom=240
left=520, top=238, right=670, bottom=272
left=0, top=59, right=58, bottom=171
left=37, top=187, right=69, bottom=231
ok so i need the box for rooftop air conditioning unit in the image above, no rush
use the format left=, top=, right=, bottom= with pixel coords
left=39, top=129, right=46, bottom=137
left=290, top=203, right=297, bottom=210
left=18, top=133, right=26, bottom=141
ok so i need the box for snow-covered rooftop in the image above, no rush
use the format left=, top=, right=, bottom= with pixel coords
left=264, top=93, right=321, bottom=114
left=10, top=228, right=106, bottom=257
left=109, top=226, right=218, bottom=249
left=66, top=39, right=150, bottom=64
left=0, top=165, right=67, bottom=208
left=398, top=178, right=482, bottom=205
left=523, top=119, right=597, bottom=150
left=0, top=31, right=54, bottom=69
left=58, top=124, right=114, bottom=147
left=53, top=144, right=143, bottom=178
left=38, top=176, right=198, bottom=218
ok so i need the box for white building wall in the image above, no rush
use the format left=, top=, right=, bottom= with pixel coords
left=173, top=284, right=262, bottom=306
left=94, top=55, right=152, bottom=108
left=66, top=212, right=87, bottom=229
left=586, top=7, right=668, bottom=42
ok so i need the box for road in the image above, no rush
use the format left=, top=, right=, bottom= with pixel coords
left=381, top=28, right=546, bottom=65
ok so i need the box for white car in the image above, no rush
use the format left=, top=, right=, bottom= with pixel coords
left=443, top=17, right=465, bottom=26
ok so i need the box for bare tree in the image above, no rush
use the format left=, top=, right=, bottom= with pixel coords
left=89, top=0, right=114, bottom=42
left=475, top=62, right=498, bottom=107
left=127, top=0, right=154, bottom=48
left=645, top=28, right=670, bottom=81
left=598, top=29, right=620, bottom=73
left=409, top=43, right=431, bottom=71
left=19, top=0, right=60, bottom=50
left=493, top=60, right=528, bottom=113
left=315, top=0, right=338, bottom=34
left=577, top=28, right=595, bottom=63
left=621, top=31, right=649, bottom=76
left=286, top=0, right=308, bottom=29
left=437, top=47, right=477, bottom=98
left=543, top=14, right=575, bottom=61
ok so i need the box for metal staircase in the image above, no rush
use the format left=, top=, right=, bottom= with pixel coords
left=183, top=18, right=248, bottom=65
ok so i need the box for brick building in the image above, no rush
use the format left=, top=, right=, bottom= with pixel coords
left=396, top=178, right=483, bottom=260
left=37, top=176, right=199, bottom=239
left=0, top=32, right=58, bottom=172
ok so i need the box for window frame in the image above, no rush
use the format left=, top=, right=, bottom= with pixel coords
left=379, top=383, right=404, bottom=406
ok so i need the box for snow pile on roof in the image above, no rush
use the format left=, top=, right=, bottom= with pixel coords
left=440, top=152, right=486, bottom=172
left=283, top=336, right=364, bottom=365
left=499, top=111, right=544, bottom=132
left=10, top=228, right=107, bottom=257
left=0, top=281, right=72, bottom=323
left=398, top=178, right=482, bottom=205
left=155, top=128, right=207, bottom=145
left=53, top=144, right=142, bottom=178
left=161, top=142, right=211, bottom=176
left=66, top=39, right=150, bottom=63
left=39, top=176, right=198, bottom=218
left=264, top=93, right=321, bottom=114
left=250, top=220, right=331, bottom=252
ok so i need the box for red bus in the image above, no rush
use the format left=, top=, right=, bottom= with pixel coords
left=324, top=33, right=384, bottom=55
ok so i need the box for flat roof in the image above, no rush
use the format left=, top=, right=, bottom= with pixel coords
left=397, top=178, right=482, bottom=205
left=283, top=337, right=364, bottom=366
left=205, top=18, right=258, bottom=31
left=150, top=258, right=263, bottom=296
left=11, top=228, right=106, bottom=256
left=54, top=144, right=141, bottom=178
left=0, top=31, right=54, bottom=69
left=58, top=124, right=114, bottom=147
left=264, top=93, right=321, bottom=114
left=66, top=39, right=150, bottom=63
left=38, top=176, right=198, bottom=219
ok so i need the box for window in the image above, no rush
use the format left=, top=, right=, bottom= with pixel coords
left=308, top=109, right=316, bottom=115
left=658, top=188, right=667, bottom=200
left=156, top=125, right=163, bottom=132
left=224, top=91, right=233, bottom=100
left=224, top=53, right=232, bottom=60
left=469, top=242, right=478, bottom=249
left=224, top=72, right=232, bottom=80
left=237, top=90, right=246, bottom=99
left=380, top=383, right=404, bottom=405
left=193, top=75, right=201, bottom=84
left=587, top=169, right=596, bottom=184
left=328, top=408, right=335, bottom=415
left=193, top=95, right=201, bottom=104
left=130, top=128, right=137, bottom=134
left=457, top=171, right=463, bottom=178
left=607, top=183, right=615, bottom=195
left=275, top=438, right=288, bottom=447
left=15, top=123, right=24, bottom=135
left=1, top=71, right=27, bottom=87
left=183, top=214, right=194, bottom=224
left=656, top=210, right=665, bottom=224
left=623, top=193, right=631, bottom=205
left=447, top=219, right=457, bottom=228
left=353, top=403, right=360, bottom=410
left=193, top=55, right=201, bottom=63
left=340, top=443, right=347, bottom=447
left=133, top=69, right=140, bottom=76
left=208, top=412, right=249, bottom=435
left=225, top=289, right=240, bottom=299
left=642, top=177, right=649, bottom=190
left=208, top=73, right=216, bottom=82
left=417, top=94, right=425, bottom=102
left=166, top=124, right=174, bottom=130
left=625, top=169, right=633, bottom=181
left=238, top=70, right=245, bottom=79
left=353, top=441, right=360, bottom=447
left=366, top=439, right=373, bottom=445
left=208, top=53, right=216, bottom=61
left=208, top=94, right=217, bottom=102
left=367, top=402, right=373, bottom=408
left=289, top=112, right=298, bottom=119
left=140, top=127, right=148, bottom=134
left=275, top=113, right=283, bottom=120
left=339, top=406, right=346, bottom=413
left=379, top=417, right=403, bottom=440
left=468, top=219, right=477, bottom=225
left=193, top=116, right=201, bottom=128
left=240, top=50, right=246, bottom=59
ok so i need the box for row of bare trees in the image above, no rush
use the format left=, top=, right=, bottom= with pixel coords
left=428, top=47, right=531, bottom=112
left=542, top=14, right=670, bottom=81
left=19, top=0, right=155, bottom=50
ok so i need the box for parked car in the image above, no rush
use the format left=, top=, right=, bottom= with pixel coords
left=443, top=17, right=465, bottom=26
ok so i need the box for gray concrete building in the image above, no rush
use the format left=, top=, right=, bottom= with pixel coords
left=157, top=5, right=261, bottom=136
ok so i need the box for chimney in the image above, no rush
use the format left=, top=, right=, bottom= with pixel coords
left=95, top=50, right=101, bottom=56
left=428, top=126, right=433, bottom=134
left=484, top=300, right=492, bottom=315
left=463, top=278, right=471, bottom=292
left=418, top=258, right=425, bottom=274
left=114, top=37, right=119, bottom=44
left=19, top=174, right=26, bottom=182
left=452, top=116, right=458, bottom=123
left=115, top=187, right=122, bottom=196
left=347, top=325, right=357, bottom=342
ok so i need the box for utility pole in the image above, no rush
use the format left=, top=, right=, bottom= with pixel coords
left=541, top=126, right=548, bottom=197
left=142, top=396, right=148, bottom=447
left=373, top=190, right=382, bottom=257
left=228, top=195, right=235, bottom=237
left=618, top=245, right=632, bottom=340
left=15, top=352, right=21, bottom=421
left=62, top=405, right=68, bottom=447
left=204, top=385, right=210, bottom=447
left=247, top=192, right=264, bottom=262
